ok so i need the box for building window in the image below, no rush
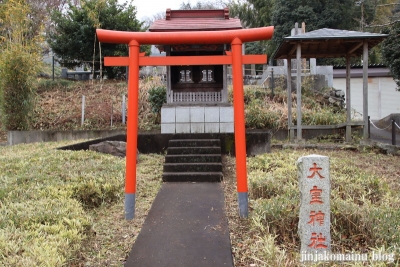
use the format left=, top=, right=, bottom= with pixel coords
left=179, top=69, right=192, bottom=82
left=201, top=68, right=214, bottom=82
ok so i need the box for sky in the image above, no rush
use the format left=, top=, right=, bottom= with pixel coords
left=119, top=0, right=195, bottom=21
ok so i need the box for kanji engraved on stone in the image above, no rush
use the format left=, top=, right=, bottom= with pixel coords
left=308, top=232, right=328, bottom=249
left=307, top=210, right=325, bottom=226
left=310, top=186, right=323, bottom=204
left=307, top=163, right=325, bottom=179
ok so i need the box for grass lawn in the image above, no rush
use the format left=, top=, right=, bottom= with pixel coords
left=1, top=141, right=399, bottom=266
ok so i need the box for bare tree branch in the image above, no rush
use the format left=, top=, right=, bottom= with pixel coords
left=365, top=19, right=400, bottom=28
left=376, top=3, right=400, bottom=7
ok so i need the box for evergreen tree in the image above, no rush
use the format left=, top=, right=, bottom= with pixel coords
left=381, top=22, right=400, bottom=90
left=48, top=0, right=146, bottom=79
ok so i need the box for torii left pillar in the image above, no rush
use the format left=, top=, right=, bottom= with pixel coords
left=124, top=40, right=140, bottom=219
left=96, top=26, right=274, bottom=220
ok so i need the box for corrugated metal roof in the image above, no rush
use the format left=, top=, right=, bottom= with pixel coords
left=285, top=28, right=388, bottom=40
left=333, top=67, right=391, bottom=78
left=149, top=9, right=242, bottom=32
left=272, top=28, right=388, bottom=60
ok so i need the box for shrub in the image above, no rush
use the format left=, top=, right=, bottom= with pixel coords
left=0, top=48, right=39, bottom=130
left=148, top=85, right=166, bottom=123
left=245, top=99, right=280, bottom=129
left=36, top=79, right=74, bottom=93
left=0, top=0, right=43, bottom=130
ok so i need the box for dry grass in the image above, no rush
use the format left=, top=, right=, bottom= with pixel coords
left=32, top=77, right=164, bottom=132
left=222, top=149, right=400, bottom=267
left=0, top=141, right=163, bottom=266
left=79, top=153, right=164, bottom=266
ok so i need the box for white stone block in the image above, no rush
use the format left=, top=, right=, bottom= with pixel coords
left=297, top=155, right=331, bottom=254
left=205, top=123, right=220, bottom=133
left=191, top=123, right=204, bottom=133
left=161, top=107, right=175, bottom=123
left=205, top=107, right=220, bottom=122
left=176, top=107, right=190, bottom=123
left=190, top=107, right=205, bottom=123
left=161, top=123, right=175, bottom=134
left=176, top=123, right=191, bottom=133
left=220, top=122, right=234, bottom=133
left=220, top=106, right=234, bottom=122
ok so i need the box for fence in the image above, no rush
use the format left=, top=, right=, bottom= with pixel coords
left=80, top=94, right=127, bottom=127
left=368, top=116, right=400, bottom=145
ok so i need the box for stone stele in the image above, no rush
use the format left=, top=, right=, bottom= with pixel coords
left=297, top=154, right=331, bottom=253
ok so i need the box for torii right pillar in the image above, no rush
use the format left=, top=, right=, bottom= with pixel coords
left=231, top=38, right=248, bottom=217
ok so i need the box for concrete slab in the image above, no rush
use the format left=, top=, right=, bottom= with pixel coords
left=190, top=107, right=205, bottom=123
left=161, top=123, right=176, bottom=134
left=176, top=123, right=191, bottom=133
left=205, top=123, right=220, bottom=133
left=220, top=107, right=233, bottom=123
left=220, top=122, right=234, bottom=133
left=176, top=107, right=191, bottom=123
left=125, top=183, right=234, bottom=267
left=161, top=107, right=176, bottom=123
left=191, top=123, right=205, bottom=133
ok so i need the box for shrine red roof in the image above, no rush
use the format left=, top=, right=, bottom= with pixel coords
left=149, top=8, right=242, bottom=32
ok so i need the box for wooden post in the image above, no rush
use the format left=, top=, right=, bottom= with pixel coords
left=81, top=95, right=85, bottom=126
left=287, top=58, right=293, bottom=142
left=296, top=42, right=302, bottom=141
left=363, top=41, right=369, bottom=141
left=232, top=38, right=248, bottom=218
left=345, top=55, right=352, bottom=142
left=392, top=120, right=396, bottom=146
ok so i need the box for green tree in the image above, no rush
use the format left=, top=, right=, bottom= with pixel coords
left=228, top=0, right=275, bottom=28
left=271, top=0, right=358, bottom=47
left=381, top=23, right=400, bottom=90
left=48, top=0, right=147, bottom=79
left=0, top=0, right=43, bottom=130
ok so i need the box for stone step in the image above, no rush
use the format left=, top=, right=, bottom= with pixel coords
left=162, top=172, right=223, bottom=182
left=168, top=139, right=220, bottom=148
left=167, top=146, right=221, bottom=155
left=165, top=154, right=222, bottom=163
left=163, top=162, right=222, bottom=172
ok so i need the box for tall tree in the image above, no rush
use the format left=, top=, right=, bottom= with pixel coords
left=271, top=0, right=358, bottom=47
left=381, top=22, right=400, bottom=90
left=228, top=0, right=275, bottom=28
left=48, top=0, right=145, bottom=79
left=0, top=0, right=43, bottom=130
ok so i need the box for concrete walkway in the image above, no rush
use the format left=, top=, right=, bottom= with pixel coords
left=124, top=182, right=234, bottom=267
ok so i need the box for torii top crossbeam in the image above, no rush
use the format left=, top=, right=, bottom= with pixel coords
left=96, top=26, right=274, bottom=220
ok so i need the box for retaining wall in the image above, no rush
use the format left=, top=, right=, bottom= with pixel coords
left=8, top=130, right=126, bottom=145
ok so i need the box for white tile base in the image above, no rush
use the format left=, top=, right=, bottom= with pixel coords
left=161, top=106, right=234, bottom=133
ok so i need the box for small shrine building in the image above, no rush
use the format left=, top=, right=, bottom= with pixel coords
left=149, top=8, right=242, bottom=134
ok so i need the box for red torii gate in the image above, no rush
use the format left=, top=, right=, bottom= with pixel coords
left=96, top=26, right=274, bottom=220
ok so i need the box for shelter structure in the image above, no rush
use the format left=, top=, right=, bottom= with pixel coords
left=272, top=25, right=387, bottom=142
left=149, top=9, right=242, bottom=134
